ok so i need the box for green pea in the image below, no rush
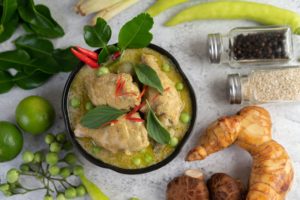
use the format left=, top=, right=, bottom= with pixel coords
left=45, top=134, right=55, bottom=144
left=85, top=101, right=94, bottom=111
left=6, top=169, right=19, bottom=184
left=169, top=137, right=179, bottom=147
left=44, top=195, right=53, bottom=200
left=180, top=112, right=191, bottom=123
left=56, top=193, right=66, bottom=200
left=33, top=152, right=43, bottom=163
left=20, top=164, right=30, bottom=172
left=76, top=185, right=86, bottom=197
left=64, top=153, right=77, bottom=165
left=56, top=133, right=66, bottom=143
left=132, top=157, right=141, bottom=166
left=70, top=98, right=80, bottom=108
left=144, top=154, right=153, bottom=163
left=65, top=187, right=77, bottom=199
left=0, top=184, right=10, bottom=192
left=50, top=142, right=62, bottom=153
left=175, top=82, right=184, bottom=91
left=162, top=63, right=170, bottom=72
left=63, top=141, right=73, bottom=151
left=22, top=151, right=34, bottom=163
left=49, top=165, right=60, bottom=176
left=73, top=165, right=84, bottom=176
left=97, top=67, right=110, bottom=76
left=60, top=167, right=71, bottom=179
left=92, top=146, right=101, bottom=155
left=46, top=152, right=59, bottom=165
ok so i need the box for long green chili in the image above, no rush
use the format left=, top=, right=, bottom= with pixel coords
left=165, top=1, right=300, bottom=34
left=146, top=0, right=188, bottom=17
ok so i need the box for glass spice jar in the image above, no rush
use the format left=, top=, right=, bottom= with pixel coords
left=228, top=67, right=300, bottom=104
left=208, top=26, right=294, bottom=67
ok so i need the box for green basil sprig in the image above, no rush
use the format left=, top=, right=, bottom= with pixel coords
left=134, top=64, right=163, bottom=94
left=80, top=105, right=126, bottom=129
left=146, top=101, right=171, bottom=144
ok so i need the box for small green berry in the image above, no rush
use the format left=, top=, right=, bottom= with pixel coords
left=20, top=164, right=30, bottom=172
left=169, top=137, right=179, bottom=147
left=73, top=165, right=84, bottom=176
left=132, top=157, right=141, bottom=166
left=180, top=112, right=191, bottom=124
left=175, top=82, right=184, bottom=91
left=76, top=185, right=86, bottom=197
left=92, top=146, right=101, bottom=155
left=0, top=184, right=10, bottom=192
left=63, top=141, right=73, bottom=151
left=56, top=193, right=66, bottom=200
left=97, top=67, right=109, bottom=76
left=60, top=167, right=71, bottom=179
left=22, top=151, right=34, bottom=163
left=33, top=152, right=43, bottom=163
left=65, top=187, right=77, bottom=199
left=50, top=142, right=61, bottom=153
left=45, top=134, right=55, bottom=144
left=162, top=63, right=170, bottom=72
left=64, top=153, right=77, bottom=165
left=70, top=98, right=80, bottom=108
left=85, top=101, right=94, bottom=111
left=6, top=169, right=19, bottom=184
left=49, top=165, right=60, bottom=176
left=144, top=153, right=153, bottom=163
left=44, top=195, right=53, bottom=200
left=56, top=133, right=66, bottom=143
left=46, top=152, right=59, bottom=165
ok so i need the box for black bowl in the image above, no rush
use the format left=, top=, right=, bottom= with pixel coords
left=62, top=44, right=197, bottom=174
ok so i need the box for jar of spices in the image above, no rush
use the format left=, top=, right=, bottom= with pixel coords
left=208, top=26, right=293, bottom=67
left=228, top=67, right=300, bottom=104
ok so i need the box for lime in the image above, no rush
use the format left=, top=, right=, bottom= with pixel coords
left=16, top=96, right=55, bottom=135
left=0, top=121, right=23, bottom=162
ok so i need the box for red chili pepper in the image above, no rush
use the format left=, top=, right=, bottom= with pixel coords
left=137, top=86, right=148, bottom=100
left=75, top=46, right=98, bottom=60
left=115, top=75, right=123, bottom=97
left=126, top=117, right=144, bottom=122
left=112, top=51, right=121, bottom=61
left=126, top=101, right=146, bottom=118
left=101, top=120, right=118, bottom=127
left=71, top=48, right=99, bottom=69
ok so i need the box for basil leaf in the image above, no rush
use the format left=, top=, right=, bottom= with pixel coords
left=0, top=12, right=18, bottom=43
left=134, top=64, right=163, bottom=94
left=14, top=34, right=54, bottom=58
left=81, top=105, right=126, bottom=129
left=0, top=0, right=17, bottom=25
left=18, top=1, right=64, bottom=38
left=98, top=45, right=119, bottom=64
left=14, top=70, right=52, bottom=89
left=146, top=102, right=171, bottom=144
left=118, top=13, right=153, bottom=50
left=0, top=70, right=14, bottom=94
left=84, top=18, right=111, bottom=48
left=52, top=47, right=80, bottom=72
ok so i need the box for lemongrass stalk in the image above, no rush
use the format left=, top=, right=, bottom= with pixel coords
left=76, top=0, right=122, bottom=16
left=91, top=0, right=139, bottom=24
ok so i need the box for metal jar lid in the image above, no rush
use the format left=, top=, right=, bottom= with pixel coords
left=228, top=74, right=242, bottom=104
left=207, top=33, right=222, bottom=63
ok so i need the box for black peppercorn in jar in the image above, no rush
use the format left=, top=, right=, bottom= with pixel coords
left=207, top=26, right=293, bottom=67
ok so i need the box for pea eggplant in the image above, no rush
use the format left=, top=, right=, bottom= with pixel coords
left=165, top=1, right=300, bottom=35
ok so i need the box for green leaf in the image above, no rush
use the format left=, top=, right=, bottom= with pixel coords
left=84, top=17, right=111, bottom=48
left=0, top=12, right=18, bottom=43
left=134, top=64, right=163, bottom=93
left=0, top=0, right=17, bottom=25
left=14, top=34, right=54, bottom=58
left=14, top=70, right=52, bottom=89
left=18, top=1, right=64, bottom=38
left=80, top=105, right=126, bottom=129
left=0, top=70, right=14, bottom=94
left=52, top=47, right=80, bottom=72
left=98, top=45, right=119, bottom=64
left=118, top=13, right=153, bottom=50
left=146, top=102, right=171, bottom=144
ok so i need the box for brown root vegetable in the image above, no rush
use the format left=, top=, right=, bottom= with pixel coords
left=208, top=173, right=244, bottom=200
left=167, top=169, right=209, bottom=200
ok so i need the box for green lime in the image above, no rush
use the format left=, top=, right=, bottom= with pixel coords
left=16, top=96, right=55, bottom=135
left=0, top=121, right=23, bottom=162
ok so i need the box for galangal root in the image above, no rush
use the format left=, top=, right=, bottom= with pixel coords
left=187, top=106, right=294, bottom=200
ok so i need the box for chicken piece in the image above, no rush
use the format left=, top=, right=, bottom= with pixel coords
left=74, top=113, right=149, bottom=154
left=85, top=73, right=141, bottom=110
left=141, top=54, right=184, bottom=127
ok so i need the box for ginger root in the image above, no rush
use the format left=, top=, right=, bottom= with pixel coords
left=187, top=106, right=294, bottom=200
left=167, top=169, right=209, bottom=200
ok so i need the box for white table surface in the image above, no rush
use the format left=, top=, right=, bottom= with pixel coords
left=1, top=0, right=300, bottom=199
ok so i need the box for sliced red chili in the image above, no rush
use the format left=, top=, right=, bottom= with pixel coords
left=137, top=86, right=148, bottom=100
left=71, top=48, right=99, bottom=69
left=126, top=117, right=144, bottom=122
left=126, top=101, right=146, bottom=118
left=75, top=46, right=98, bottom=60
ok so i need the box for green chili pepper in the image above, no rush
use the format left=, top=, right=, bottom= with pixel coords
left=80, top=174, right=110, bottom=200
left=147, top=0, right=188, bottom=17
left=165, top=1, right=300, bottom=34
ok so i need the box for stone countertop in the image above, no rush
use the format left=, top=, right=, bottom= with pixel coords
left=1, top=0, right=300, bottom=199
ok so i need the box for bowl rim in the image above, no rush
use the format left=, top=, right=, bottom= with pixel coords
left=62, top=43, right=197, bottom=174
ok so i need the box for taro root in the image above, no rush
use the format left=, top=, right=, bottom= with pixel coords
left=207, top=173, right=244, bottom=200
left=167, top=169, right=209, bottom=200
